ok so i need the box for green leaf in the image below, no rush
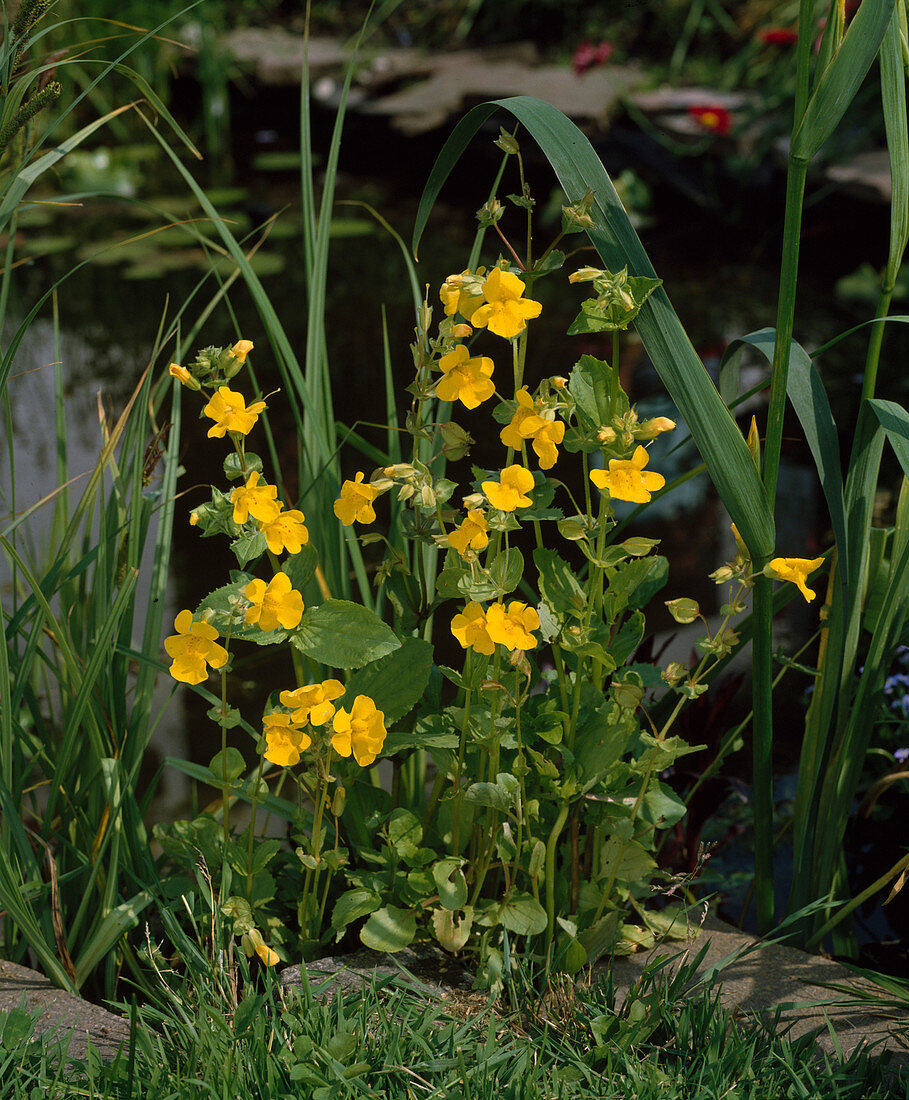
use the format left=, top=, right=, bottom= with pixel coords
left=792, top=0, right=896, bottom=165
left=291, top=600, right=400, bottom=668
left=331, top=888, right=382, bottom=935
left=209, top=748, right=246, bottom=783
left=224, top=453, right=263, bottom=481
left=413, top=97, right=774, bottom=559
left=433, top=858, right=468, bottom=910
left=464, top=776, right=518, bottom=813
left=230, top=530, right=267, bottom=567
left=599, top=836, right=656, bottom=889
left=568, top=355, right=624, bottom=429
left=387, top=809, right=423, bottom=859
left=234, top=994, right=264, bottom=1037
left=283, top=543, right=319, bottom=592
left=534, top=548, right=585, bottom=616
left=494, top=891, right=548, bottom=936
left=345, top=637, right=434, bottom=724
left=359, top=905, right=417, bottom=952
left=431, top=907, right=473, bottom=952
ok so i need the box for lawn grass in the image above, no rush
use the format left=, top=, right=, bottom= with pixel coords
left=1, top=955, right=905, bottom=1099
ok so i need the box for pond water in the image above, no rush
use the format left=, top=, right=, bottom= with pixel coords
left=3, top=104, right=907, bottom=950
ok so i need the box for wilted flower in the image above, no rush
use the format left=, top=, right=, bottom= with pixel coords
left=764, top=557, right=826, bottom=603
left=244, top=572, right=305, bottom=631
left=334, top=472, right=379, bottom=526
left=436, top=345, right=495, bottom=409
left=482, top=464, right=535, bottom=511
left=241, top=928, right=279, bottom=966
left=203, top=386, right=267, bottom=438
left=451, top=602, right=495, bottom=656
left=331, top=695, right=387, bottom=766
left=440, top=269, right=486, bottom=320
left=165, top=610, right=229, bottom=684
left=590, top=446, right=665, bottom=503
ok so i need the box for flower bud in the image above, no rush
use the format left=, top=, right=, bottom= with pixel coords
left=597, top=426, right=617, bottom=444
left=452, top=323, right=472, bottom=339
left=168, top=363, right=201, bottom=390
left=494, top=127, right=520, bottom=155
left=476, top=198, right=505, bottom=228
left=568, top=266, right=603, bottom=285
left=661, top=662, right=686, bottom=686
left=230, top=339, right=254, bottom=363
left=637, top=416, right=676, bottom=440
left=551, top=376, right=568, bottom=389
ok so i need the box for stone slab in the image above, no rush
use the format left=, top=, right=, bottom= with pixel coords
left=607, top=915, right=909, bottom=1070
left=0, top=959, right=131, bottom=1062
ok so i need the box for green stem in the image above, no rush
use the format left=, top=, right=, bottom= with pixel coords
left=861, top=286, right=894, bottom=403
left=751, top=572, right=775, bottom=934
left=544, top=803, right=570, bottom=966
left=763, top=159, right=808, bottom=505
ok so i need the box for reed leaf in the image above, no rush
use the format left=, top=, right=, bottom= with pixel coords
left=791, top=0, right=896, bottom=164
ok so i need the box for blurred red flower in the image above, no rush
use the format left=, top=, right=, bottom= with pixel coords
left=571, top=40, right=614, bottom=76
left=687, top=104, right=732, bottom=136
left=758, top=27, right=799, bottom=45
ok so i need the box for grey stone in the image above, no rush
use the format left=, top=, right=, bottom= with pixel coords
left=606, top=915, right=909, bottom=1070
left=278, top=943, right=471, bottom=1001
left=0, top=959, right=131, bottom=1062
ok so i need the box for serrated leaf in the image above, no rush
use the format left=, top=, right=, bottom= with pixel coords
left=209, top=747, right=245, bottom=783
left=291, top=600, right=400, bottom=668
left=534, top=548, right=585, bottom=616
left=230, top=530, right=267, bottom=567
left=283, top=542, right=319, bottom=591
left=345, top=637, right=434, bottom=723
left=224, top=452, right=263, bottom=481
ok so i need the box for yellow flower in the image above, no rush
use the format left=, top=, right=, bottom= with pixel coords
left=334, top=472, right=379, bottom=526
left=230, top=339, right=254, bottom=363
left=259, top=508, right=309, bottom=555
left=203, top=386, right=267, bottom=438
left=485, top=601, right=540, bottom=651
left=164, top=610, right=229, bottom=685
left=242, top=928, right=279, bottom=966
left=448, top=509, right=489, bottom=558
left=440, top=269, right=486, bottom=320
left=470, top=268, right=542, bottom=340
left=231, top=471, right=282, bottom=525
left=332, top=695, right=387, bottom=766
left=482, top=464, right=535, bottom=511
left=280, top=679, right=345, bottom=726
left=589, top=446, right=665, bottom=504
left=764, top=557, right=826, bottom=603
left=244, top=572, right=305, bottom=631
left=450, top=602, right=495, bottom=656
left=435, top=345, right=495, bottom=410
left=531, top=419, right=565, bottom=469
left=501, top=391, right=566, bottom=470
left=263, top=713, right=311, bottom=766
left=500, top=388, right=543, bottom=449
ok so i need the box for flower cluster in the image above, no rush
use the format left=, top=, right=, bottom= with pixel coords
left=451, top=600, right=541, bottom=656
left=263, top=683, right=387, bottom=769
